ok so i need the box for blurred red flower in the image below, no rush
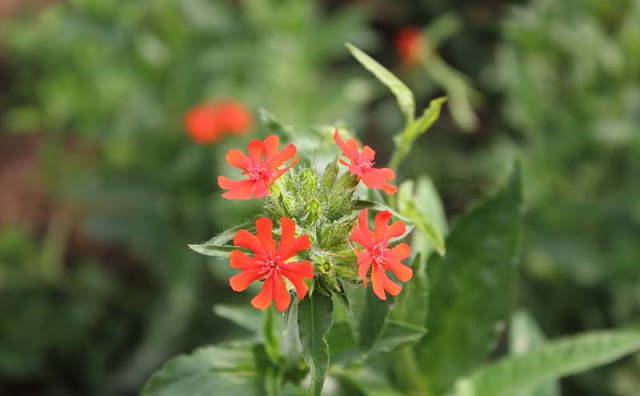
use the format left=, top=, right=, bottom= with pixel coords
left=184, top=100, right=253, bottom=144
left=350, top=209, right=412, bottom=300
left=334, top=130, right=397, bottom=194
left=230, top=217, right=314, bottom=311
left=218, top=135, right=298, bottom=199
left=395, top=27, right=424, bottom=65
left=215, top=101, right=253, bottom=135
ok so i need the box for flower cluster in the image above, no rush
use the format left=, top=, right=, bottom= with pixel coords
left=217, top=130, right=413, bottom=311
left=184, top=100, right=253, bottom=144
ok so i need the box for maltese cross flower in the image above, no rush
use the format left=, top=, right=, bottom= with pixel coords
left=350, top=209, right=412, bottom=300
left=333, top=130, right=397, bottom=194
left=396, top=27, right=425, bottom=66
left=219, top=135, right=298, bottom=200
left=229, top=217, right=314, bottom=311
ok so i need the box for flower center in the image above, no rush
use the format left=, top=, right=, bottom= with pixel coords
left=259, top=255, right=281, bottom=272
left=371, top=242, right=388, bottom=258
left=246, top=164, right=273, bottom=180
left=356, top=155, right=374, bottom=170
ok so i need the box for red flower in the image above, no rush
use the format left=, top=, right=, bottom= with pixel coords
left=184, top=104, right=224, bottom=144
left=333, top=130, right=397, bottom=194
left=350, top=209, right=412, bottom=300
left=184, top=100, right=253, bottom=144
left=229, top=217, right=314, bottom=311
left=218, top=135, right=298, bottom=199
left=215, top=100, right=253, bottom=135
left=395, top=27, right=424, bottom=65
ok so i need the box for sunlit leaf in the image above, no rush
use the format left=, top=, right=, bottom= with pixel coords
left=452, top=329, right=640, bottom=396
left=346, top=43, right=415, bottom=123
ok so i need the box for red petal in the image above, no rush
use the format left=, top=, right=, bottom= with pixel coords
left=280, top=260, right=313, bottom=299
left=382, top=183, right=398, bottom=195
left=253, top=178, right=271, bottom=198
left=219, top=177, right=258, bottom=200
left=381, top=221, right=406, bottom=242
left=361, top=145, right=376, bottom=162
left=234, top=229, right=266, bottom=255
left=350, top=226, right=374, bottom=248
left=229, top=250, right=261, bottom=270
left=277, top=234, right=310, bottom=261
left=225, top=149, right=251, bottom=170
left=251, top=274, right=273, bottom=310
left=373, top=211, right=393, bottom=242
left=229, top=268, right=263, bottom=291
left=356, top=250, right=372, bottom=286
left=263, top=135, right=280, bottom=161
left=387, top=243, right=411, bottom=260
left=247, top=139, right=265, bottom=165
left=255, top=217, right=276, bottom=255
left=333, top=130, right=359, bottom=163
left=267, top=144, right=297, bottom=169
left=349, top=209, right=374, bottom=247
left=360, top=168, right=396, bottom=194
left=383, top=274, right=402, bottom=296
left=272, top=273, right=292, bottom=312
left=347, top=164, right=366, bottom=178
left=269, top=157, right=298, bottom=182
left=386, top=259, right=413, bottom=282
left=370, top=263, right=386, bottom=300
left=276, top=218, right=310, bottom=260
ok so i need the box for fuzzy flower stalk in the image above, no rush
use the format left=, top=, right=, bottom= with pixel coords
left=201, top=132, right=413, bottom=311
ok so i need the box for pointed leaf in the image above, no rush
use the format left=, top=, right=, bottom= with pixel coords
left=417, top=164, right=524, bottom=394
left=389, top=97, right=447, bottom=170
left=510, top=311, right=559, bottom=396
left=213, top=304, right=263, bottom=334
left=188, top=244, right=236, bottom=258
left=141, top=342, right=268, bottom=396
left=298, top=293, right=333, bottom=396
left=389, top=254, right=429, bottom=328
left=452, top=329, right=640, bottom=396
left=398, top=177, right=448, bottom=258
left=346, top=43, right=415, bottom=123
left=369, top=322, right=426, bottom=355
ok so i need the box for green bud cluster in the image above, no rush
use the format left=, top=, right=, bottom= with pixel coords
left=264, top=160, right=362, bottom=285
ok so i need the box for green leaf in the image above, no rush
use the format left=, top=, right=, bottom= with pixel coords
left=298, top=293, right=334, bottom=396
left=213, top=304, right=264, bottom=334
left=369, top=321, right=426, bottom=355
left=416, top=164, right=524, bottom=394
left=189, top=221, right=256, bottom=257
left=327, top=321, right=358, bottom=361
left=451, top=329, right=640, bottom=396
left=389, top=254, right=429, bottom=328
left=335, top=368, right=406, bottom=396
left=402, top=199, right=445, bottom=256
left=389, top=97, right=447, bottom=170
left=188, top=244, right=236, bottom=258
left=510, top=311, right=559, bottom=396
left=349, top=285, right=392, bottom=352
left=346, top=43, right=415, bottom=123
left=398, top=177, right=448, bottom=258
left=141, top=342, right=268, bottom=396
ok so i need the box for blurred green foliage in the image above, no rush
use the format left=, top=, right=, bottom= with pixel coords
left=0, top=1, right=372, bottom=394
left=497, top=0, right=640, bottom=393
left=1, top=0, right=639, bottom=395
